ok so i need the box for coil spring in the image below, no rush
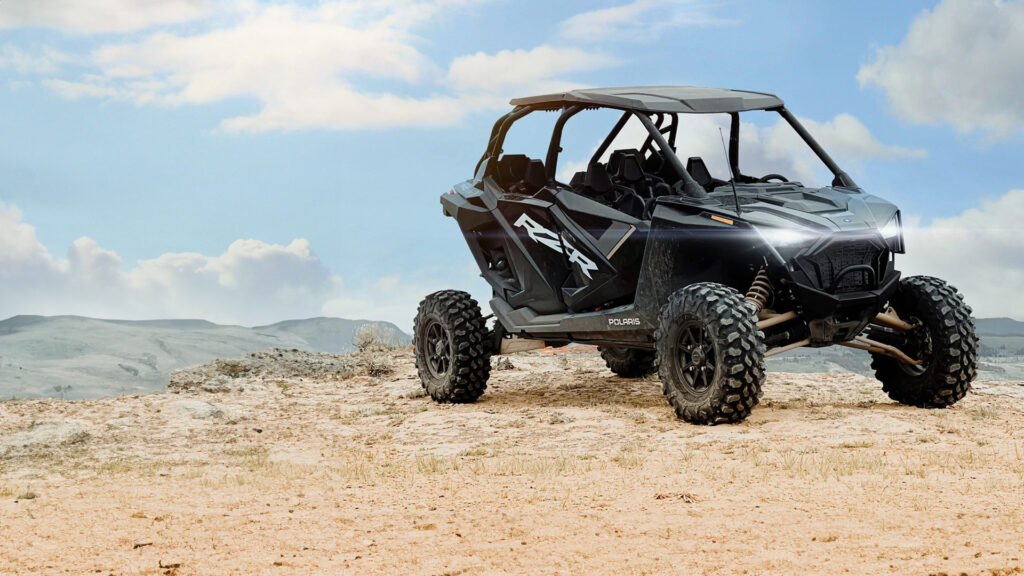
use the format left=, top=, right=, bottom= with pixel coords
left=744, top=267, right=773, bottom=312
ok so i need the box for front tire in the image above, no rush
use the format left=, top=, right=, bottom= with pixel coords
left=871, top=276, right=978, bottom=407
left=655, top=283, right=766, bottom=424
left=599, top=347, right=656, bottom=378
left=413, top=290, right=492, bottom=404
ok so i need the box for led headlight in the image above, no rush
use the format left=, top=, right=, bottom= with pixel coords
left=757, top=227, right=819, bottom=248
left=879, top=211, right=905, bottom=253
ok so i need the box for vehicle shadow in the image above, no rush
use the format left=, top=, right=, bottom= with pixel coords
left=481, top=371, right=668, bottom=410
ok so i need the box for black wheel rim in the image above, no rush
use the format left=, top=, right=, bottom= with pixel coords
left=423, top=319, right=452, bottom=378
left=899, top=316, right=932, bottom=376
left=675, top=320, right=717, bottom=392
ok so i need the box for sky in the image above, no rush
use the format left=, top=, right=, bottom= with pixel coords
left=1, top=0, right=1022, bottom=330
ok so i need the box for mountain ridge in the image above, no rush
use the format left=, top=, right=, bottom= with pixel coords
left=0, top=315, right=410, bottom=400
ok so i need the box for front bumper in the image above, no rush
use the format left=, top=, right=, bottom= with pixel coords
left=788, top=265, right=900, bottom=319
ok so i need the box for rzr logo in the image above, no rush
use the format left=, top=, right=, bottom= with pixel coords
left=513, top=213, right=598, bottom=280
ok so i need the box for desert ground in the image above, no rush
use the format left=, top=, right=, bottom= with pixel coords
left=1, top=345, right=1022, bottom=576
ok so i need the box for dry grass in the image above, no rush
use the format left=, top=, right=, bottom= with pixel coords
left=2, top=348, right=1024, bottom=576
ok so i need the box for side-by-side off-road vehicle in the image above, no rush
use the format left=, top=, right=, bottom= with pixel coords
left=414, top=86, right=978, bottom=424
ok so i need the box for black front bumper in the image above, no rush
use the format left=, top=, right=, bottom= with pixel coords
left=789, top=265, right=900, bottom=318
left=785, top=233, right=898, bottom=319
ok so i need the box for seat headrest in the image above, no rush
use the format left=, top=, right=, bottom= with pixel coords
left=608, top=149, right=642, bottom=175
left=643, top=151, right=664, bottom=173
left=584, top=163, right=613, bottom=194
left=686, top=157, right=713, bottom=187
left=523, top=159, right=547, bottom=191
left=617, top=154, right=644, bottom=182
left=497, top=154, right=529, bottom=183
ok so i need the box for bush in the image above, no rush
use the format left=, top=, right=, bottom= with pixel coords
left=354, top=324, right=397, bottom=352
left=354, top=324, right=399, bottom=377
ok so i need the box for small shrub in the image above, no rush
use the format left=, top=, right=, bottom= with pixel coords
left=547, top=412, right=574, bottom=425
left=354, top=324, right=397, bottom=352
left=404, top=388, right=428, bottom=399
left=354, top=324, right=399, bottom=377
left=362, top=351, right=395, bottom=377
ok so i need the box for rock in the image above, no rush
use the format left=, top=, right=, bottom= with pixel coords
left=169, top=348, right=360, bottom=393
left=1, top=420, right=90, bottom=451
left=167, top=399, right=224, bottom=419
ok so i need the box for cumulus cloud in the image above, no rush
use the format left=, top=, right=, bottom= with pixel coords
left=0, top=0, right=211, bottom=34
left=0, top=200, right=479, bottom=330
left=901, top=190, right=1024, bottom=320
left=26, top=1, right=613, bottom=132
left=559, top=0, right=730, bottom=43
left=558, top=112, right=924, bottom=186
left=858, top=0, right=1024, bottom=137
left=0, top=45, right=68, bottom=75
left=447, top=45, right=615, bottom=108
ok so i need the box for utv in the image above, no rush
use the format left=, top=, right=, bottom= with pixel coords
left=414, top=86, right=978, bottom=424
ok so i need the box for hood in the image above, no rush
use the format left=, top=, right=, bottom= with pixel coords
left=710, top=183, right=899, bottom=233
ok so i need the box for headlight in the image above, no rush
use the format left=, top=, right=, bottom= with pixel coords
left=880, top=211, right=904, bottom=253
left=757, top=227, right=819, bottom=248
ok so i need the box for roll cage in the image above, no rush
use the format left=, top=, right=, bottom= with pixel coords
left=476, top=103, right=857, bottom=194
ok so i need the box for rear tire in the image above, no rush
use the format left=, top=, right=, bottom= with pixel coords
left=655, top=283, right=765, bottom=424
left=413, top=290, right=492, bottom=404
left=599, top=347, right=656, bottom=378
left=871, top=276, right=977, bottom=408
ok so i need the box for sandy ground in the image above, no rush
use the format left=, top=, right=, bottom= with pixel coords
left=1, top=346, right=1022, bottom=576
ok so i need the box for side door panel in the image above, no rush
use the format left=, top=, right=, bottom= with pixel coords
left=492, top=194, right=572, bottom=315
left=550, top=191, right=648, bottom=312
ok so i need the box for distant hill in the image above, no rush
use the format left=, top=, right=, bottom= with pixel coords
left=255, top=317, right=406, bottom=353
left=768, top=317, right=1024, bottom=381
left=975, top=317, right=1024, bottom=337
left=0, top=315, right=409, bottom=400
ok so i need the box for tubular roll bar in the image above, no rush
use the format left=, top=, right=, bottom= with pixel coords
left=774, top=107, right=857, bottom=188
left=635, top=112, right=707, bottom=199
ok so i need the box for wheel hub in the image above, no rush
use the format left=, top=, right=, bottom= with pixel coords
left=423, top=320, right=452, bottom=377
left=675, top=321, right=717, bottom=391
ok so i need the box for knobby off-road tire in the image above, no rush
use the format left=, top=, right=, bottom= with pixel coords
left=871, top=276, right=978, bottom=408
left=413, top=290, right=492, bottom=404
left=599, top=347, right=656, bottom=378
left=655, top=283, right=766, bottom=425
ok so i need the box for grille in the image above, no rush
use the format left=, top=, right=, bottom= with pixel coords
left=804, top=241, right=883, bottom=293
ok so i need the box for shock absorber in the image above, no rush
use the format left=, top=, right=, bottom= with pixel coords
left=744, top=266, right=773, bottom=314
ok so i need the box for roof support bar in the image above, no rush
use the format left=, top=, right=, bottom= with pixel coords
left=728, top=112, right=741, bottom=178
left=635, top=112, right=707, bottom=199
left=775, top=107, right=857, bottom=188
left=589, top=110, right=632, bottom=166
left=546, top=105, right=585, bottom=179
left=476, top=106, right=533, bottom=177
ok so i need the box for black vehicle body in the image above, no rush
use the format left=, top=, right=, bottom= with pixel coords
left=441, top=87, right=905, bottom=353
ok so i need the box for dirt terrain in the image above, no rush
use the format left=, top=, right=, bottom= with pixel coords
left=1, top=346, right=1022, bottom=575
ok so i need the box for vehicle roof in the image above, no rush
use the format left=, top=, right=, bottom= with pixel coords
left=509, top=86, right=784, bottom=114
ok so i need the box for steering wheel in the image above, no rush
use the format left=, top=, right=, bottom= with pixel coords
left=758, top=174, right=789, bottom=183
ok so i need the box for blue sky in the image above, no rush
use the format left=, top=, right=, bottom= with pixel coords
left=1, top=0, right=1022, bottom=328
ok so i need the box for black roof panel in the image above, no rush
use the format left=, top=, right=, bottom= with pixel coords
left=509, top=86, right=784, bottom=113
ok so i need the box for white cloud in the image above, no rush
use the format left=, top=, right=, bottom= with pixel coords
left=901, top=190, right=1024, bottom=320
left=858, top=0, right=1024, bottom=137
left=0, top=0, right=211, bottom=34
left=558, top=112, right=924, bottom=186
left=33, top=1, right=612, bottom=132
left=0, top=200, right=469, bottom=329
left=446, top=45, right=615, bottom=109
left=0, top=45, right=68, bottom=75
left=559, top=0, right=730, bottom=43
